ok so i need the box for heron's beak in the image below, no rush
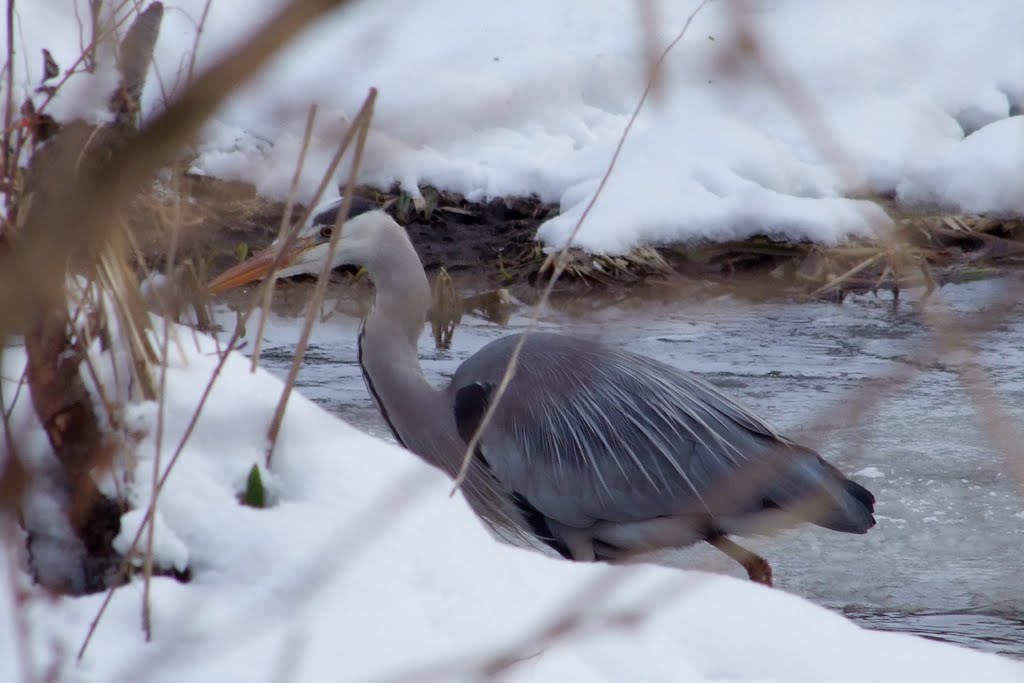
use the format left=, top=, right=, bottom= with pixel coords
left=207, top=237, right=317, bottom=293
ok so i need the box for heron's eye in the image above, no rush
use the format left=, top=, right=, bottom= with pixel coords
left=319, top=226, right=333, bottom=239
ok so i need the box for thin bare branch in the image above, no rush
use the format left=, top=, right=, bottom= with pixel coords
left=251, top=103, right=319, bottom=372
left=2, top=0, right=15, bottom=182
left=141, top=163, right=184, bottom=643
left=1, top=0, right=358, bottom=343
left=3, top=519, right=35, bottom=683
left=184, top=0, right=214, bottom=87
left=809, top=252, right=885, bottom=297
left=75, top=4, right=364, bottom=655
left=922, top=301, right=1024, bottom=490
left=109, top=469, right=433, bottom=683
left=265, top=89, right=377, bottom=466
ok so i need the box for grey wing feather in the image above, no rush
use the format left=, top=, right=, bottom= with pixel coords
left=448, top=332, right=859, bottom=530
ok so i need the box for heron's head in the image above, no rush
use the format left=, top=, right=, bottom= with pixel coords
left=208, top=196, right=387, bottom=293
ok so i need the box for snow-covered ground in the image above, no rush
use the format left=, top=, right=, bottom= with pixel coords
left=2, top=320, right=1023, bottom=682
left=5, top=0, right=1023, bottom=253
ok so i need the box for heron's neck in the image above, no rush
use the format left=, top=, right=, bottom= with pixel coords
left=357, top=237, right=461, bottom=474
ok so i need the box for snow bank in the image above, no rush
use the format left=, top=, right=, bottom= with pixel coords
left=898, top=116, right=1024, bottom=215
left=1, top=323, right=1022, bottom=682
left=4, top=1, right=1022, bottom=252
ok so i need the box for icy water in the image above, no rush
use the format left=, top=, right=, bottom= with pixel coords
left=223, top=276, right=1024, bottom=659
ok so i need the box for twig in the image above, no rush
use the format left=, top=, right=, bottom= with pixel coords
left=269, top=627, right=309, bottom=683
left=451, top=0, right=711, bottom=491
left=30, top=0, right=135, bottom=116
left=84, top=95, right=363, bottom=647
left=78, top=318, right=237, bottom=660
left=109, top=469, right=433, bottom=683
left=374, top=568, right=713, bottom=683
left=184, top=0, right=214, bottom=88
left=250, top=103, right=319, bottom=372
left=76, top=30, right=362, bottom=651
left=375, top=568, right=632, bottom=683
left=809, top=252, right=885, bottom=297
left=264, top=89, right=377, bottom=467
left=1, top=0, right=359, bottom=346
left=2, top=519, right=36, bottom=683
left=141, top=164, right=184, bottom=642
left=923, top=300, right=1024, bottom=490
left=86, top=0, right=103, bottom=72
left=1, top=363, right=27, bottom=424
left=2, top=0, right=15, bottom=181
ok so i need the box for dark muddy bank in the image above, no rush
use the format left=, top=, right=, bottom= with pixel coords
left=153, top=176, right=1024, bottom=303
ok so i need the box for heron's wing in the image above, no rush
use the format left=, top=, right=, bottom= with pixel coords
left=449, top=333, right=840, bottom=529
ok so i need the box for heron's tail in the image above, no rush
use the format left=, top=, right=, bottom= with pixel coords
left=763, top=448, right=876, bottom=534
left=813, top=474, right=876, bottom=534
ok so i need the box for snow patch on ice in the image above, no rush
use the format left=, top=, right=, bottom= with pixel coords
left=855, top=466, right=886, bottom=480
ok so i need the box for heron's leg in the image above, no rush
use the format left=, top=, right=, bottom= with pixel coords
left=551, top=523, right=596, bottom=562
left=706, top=534, right=773, bottom=587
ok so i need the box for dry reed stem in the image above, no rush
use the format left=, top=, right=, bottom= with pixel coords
left=375, top=568, right=715, bottom=683
left=87, top=114, right=359, bottom=669
left=451, top=0, right=712, bottom=492
left=2, top=0, right=14, bottom=183
left=809, top=252, right=886, bottom=297
left=184, top=0, right=214, bottom=88
left=922, top=302, right=1024, bottom=491
left=108, top=469, right=433, bottom=683
left=141, top=166, right=185, bottom=643
left=3, top=0, right=137, bottom=191
left=374, top=567, right=634, bottom=683
left=75, top=0, right=360, bottom=659
left=3, top=0, right=357, bottom=347
left=78, top=306, right=243, bottom=660
left=78, top=261, right=277, bottom=660
left=3, top=519, right=34, bottom=683
left=96, top=96, right=366, bottom=622
left=264, top=88, right=376, bottom=467
left=250, top=103, right=319, bottom=372
left=0, top=364, right=26, bottom=455
left=269, top=627, right=309, bottom=683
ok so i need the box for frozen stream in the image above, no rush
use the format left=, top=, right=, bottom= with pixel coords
left=220, top=276, right=1024, bottom=658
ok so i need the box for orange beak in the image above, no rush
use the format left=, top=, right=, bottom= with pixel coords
left=207, top=239, right=312, bottom=294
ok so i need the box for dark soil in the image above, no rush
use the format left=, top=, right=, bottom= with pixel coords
left=149, top=177, right=555, bottom=291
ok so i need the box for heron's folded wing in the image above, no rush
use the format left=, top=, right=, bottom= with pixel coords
left=449, top=333, right=808, bottom=528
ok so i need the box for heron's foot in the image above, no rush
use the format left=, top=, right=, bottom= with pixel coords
left=743, top=555, right=773, bottom=587
left=706, top=534, right=774, bottom=588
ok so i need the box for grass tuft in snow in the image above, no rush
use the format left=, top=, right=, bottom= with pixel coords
left=240, top=464, right=267, bottom=509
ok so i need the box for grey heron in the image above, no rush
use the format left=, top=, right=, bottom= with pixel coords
left=209, top=197, right=876, bottom=585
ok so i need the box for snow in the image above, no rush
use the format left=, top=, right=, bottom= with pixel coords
left=855, top=467, right=886, bottom=480
left=113, top=508, right=190, bottom=573
left=4, top=0, right=1023, bottom=254
left=3, top=317, right=1024, bottom=681
left=898, top=116, right=1024, bottom=215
